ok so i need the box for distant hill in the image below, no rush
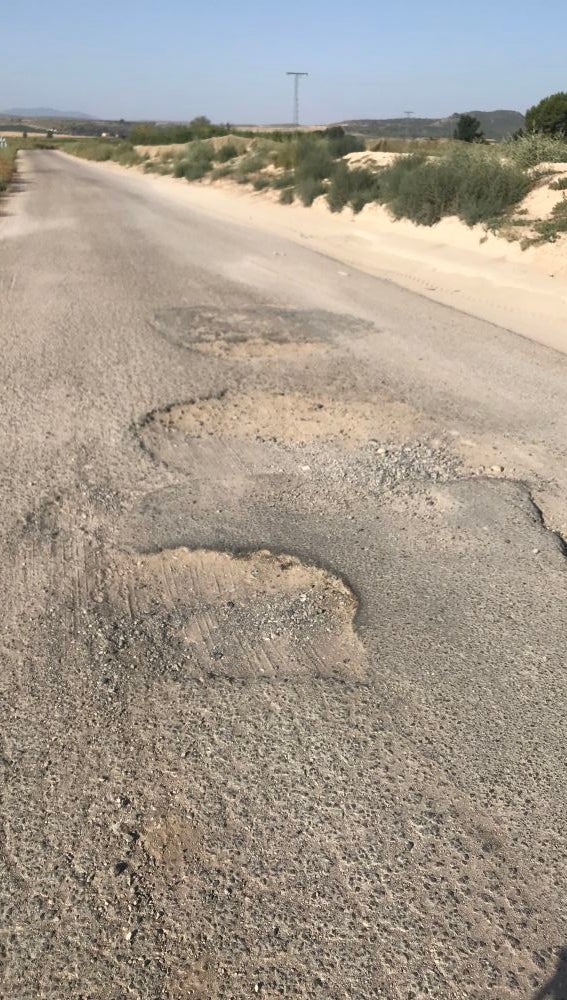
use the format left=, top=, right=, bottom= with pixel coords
left=1, top=107, right=93, bottom=120
left=336, top=110, right=525, bottom=141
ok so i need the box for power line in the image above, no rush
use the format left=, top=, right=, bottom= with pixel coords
left=286, top=72, right=309, bottom=128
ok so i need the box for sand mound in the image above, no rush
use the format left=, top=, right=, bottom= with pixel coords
left=520, top=164, right=567, bottom=220
left=344, top=151, right=401, bottom=168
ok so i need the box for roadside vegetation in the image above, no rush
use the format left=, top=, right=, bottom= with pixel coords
left=378, top=146, right=532, bottom=226
left=370, top=137, right=451, bottom=155
left=503, top=132, right=567, bottom=168
left=0, top=134, right=74, bottom=192
left=38, top=95, right=567, bottom=247
left=128, top=115, right=312, bottom=146
left=64, top=138, right=146, bottom=167
left=528, top=198, right=567, bottom=244
left=0, top=141, right=18, bottom=191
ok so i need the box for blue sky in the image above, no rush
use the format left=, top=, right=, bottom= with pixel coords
left=1, top=0, right=565, bottom=122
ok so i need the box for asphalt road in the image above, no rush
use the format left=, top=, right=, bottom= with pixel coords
left=1, top=150, right=566, bottom=999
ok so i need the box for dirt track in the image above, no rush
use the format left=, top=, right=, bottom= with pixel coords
left=0, top=150, right=566, bottom=999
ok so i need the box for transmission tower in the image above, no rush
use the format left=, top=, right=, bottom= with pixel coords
left=404, top=110, right=415, bottom=138
left=286, top=71, right=309, bottom=127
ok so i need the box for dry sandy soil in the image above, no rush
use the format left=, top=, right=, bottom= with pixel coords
left=521, top=162, right=567, bottom=218
left=1, top=150, right=566, bottom=999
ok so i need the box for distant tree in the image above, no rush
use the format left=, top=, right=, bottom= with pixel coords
left=189, top=115, right=215, bottom=139
left=453, top=114, right=484, bottom=143
left=525, top=92, right=567, bottom=135
left=190, top=116, right=211, bottom=129
left=323, top=125, right=345, bottom=139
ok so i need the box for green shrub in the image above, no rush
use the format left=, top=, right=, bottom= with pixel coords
left=295, top=136, right=334, bottom=182
left=322, top=127, right=365, bottom=158
left=211, top=164, right=234, bottom=179
left=187, top=140, right=215, bottom=164
left=273, top=135, right=335, bottom=176
left=172, top=140, right=215, bottom=181
left=377, top=153, right=428, bottom=199
left=326, top=162, right=382, bottom=213
left=331, top=134, right=365, bottom=158
left=504, top=132, right=567, bottom=168
left=454, top=155, right=530, bottom=226
left=327, top=162, right=351, bottom=212
left=271, top=171, right=295, bottom=189
left=550, top=176, right=567, bottom=190
left=237, top=152, right=268, bottom=174
left=66, top=139, right=143, bottom=167
left=323, top=126, right=346, bottom=140
left=253, top=176, right=271, bottom=191
left=296, top=176, right=326, bottom=205
left=371, top=138, right=449, bottom=156
left=273, top=141, right=296, bottom=171
left=279, top=187, right=295, bottom=204
left=216, top=142, right=239, bottom=162
left=130, top=117, right=227, bottom=145
left=0, top=146, right=17, bottom=191
left=383, top=147, right=532, bottom=226
left=182, top=161, right=210, bottom=180
left=389, top=158, right=463, bottom=225
left=530, top=198, right=567, bottom=243
left=347, top=168, right=383, bottom=213
left=251, top=137, right=279, bottom=158
left=130, top=124, right=195, bottom=145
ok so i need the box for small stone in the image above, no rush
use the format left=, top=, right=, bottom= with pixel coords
left=491, top=465, right=504, bottom=473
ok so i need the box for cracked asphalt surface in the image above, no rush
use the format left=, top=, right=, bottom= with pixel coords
left=0, top=150, right=566, bottom=999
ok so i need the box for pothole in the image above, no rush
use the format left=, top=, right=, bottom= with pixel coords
left=142, top=390, right=422, bottom=448
left=151, top=306, right=373, bottom=358
left=100, top=547, right=368, bottom=682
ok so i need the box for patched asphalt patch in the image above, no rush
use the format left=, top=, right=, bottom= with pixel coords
left=150, top=306, right=374, bottom=358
